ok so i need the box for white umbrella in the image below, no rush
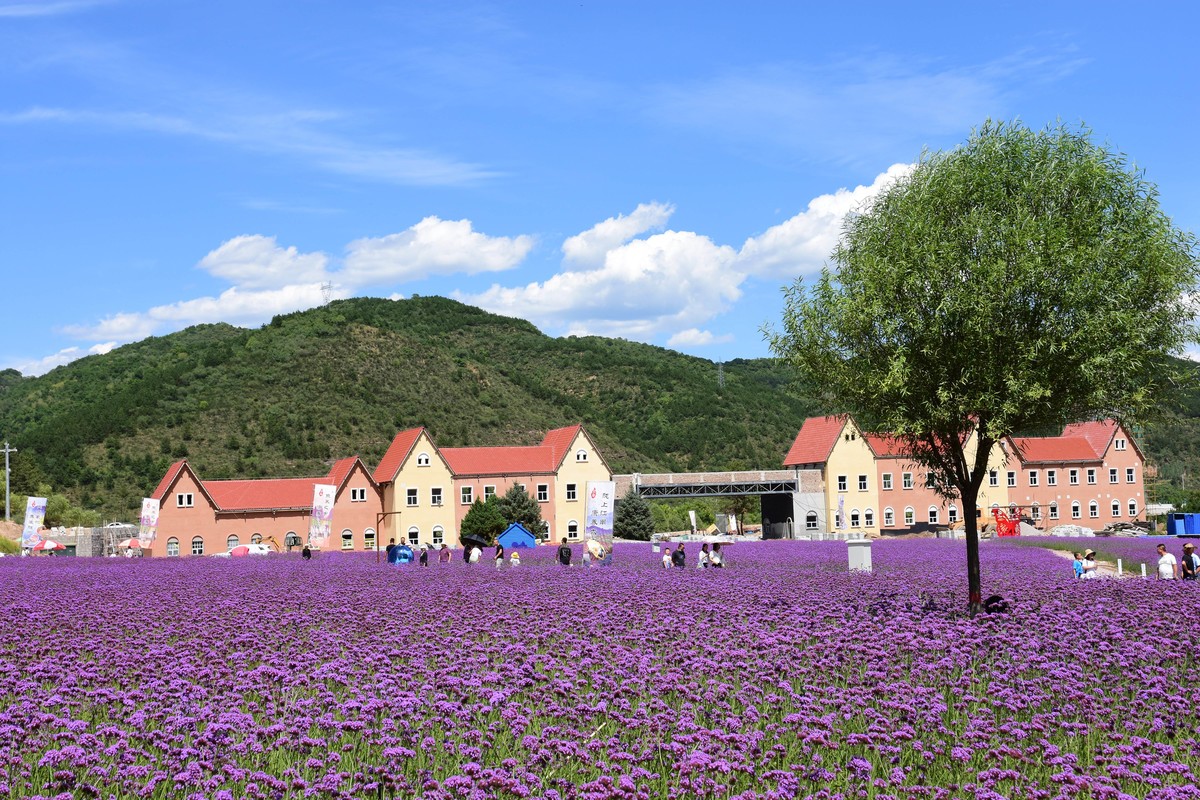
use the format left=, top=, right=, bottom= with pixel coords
left=31, top=539, right=65, bottom=551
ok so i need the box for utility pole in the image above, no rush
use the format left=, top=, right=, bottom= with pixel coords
left=2, top=441, right=16, bottom=522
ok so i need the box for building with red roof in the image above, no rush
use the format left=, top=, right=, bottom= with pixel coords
left=145, top=456, right=382, bottom=557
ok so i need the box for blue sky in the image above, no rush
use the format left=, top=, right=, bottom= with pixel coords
left=2, top=1, right=1197, bottom=375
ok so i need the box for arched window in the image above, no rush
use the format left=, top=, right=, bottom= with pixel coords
left=850, top=509, right=861, bottom=528
left=285, top=532, right=301, bottom=551
left=1128, top=499, right=1138, bottom=517
left=1071, top=501, right=1081, bottom=519
left=251, top=533, right=262, bottom=544
left=191, top=536, right=205, bottom=555
left=364, top=528, right=376, bottom=550
left=226, top=534, right=240, bottom=550
left=576, top=449, right=588, bottom=462
left=166, top=537, right=180, bottom=557
left=1089, top=501, right=1099, bottom=518
left=928, top=506, right=940, bottom=524
left=805, top=511, right=818, bottom=530
left=1030, top=504, right=1040, bottom=520
left=1049, top=502, right=1059, bottom=520
left=883, top=507, right=895, bottom=527
left=341, top=529, right=354, bottom=550
left=432, top=526, right=444, bottom=545
left=904, top=507, right=915, bottom=526
left=568, top=520, right=579, bottom=538
left=1111, top=499, right=1121, bottom=517
left=407, top=526, right=420, bottom=547
left=417, top=452, right=431, bottom=467
left=948, top=504, right=959, bottom=523
left=864, top=508, right=875, bottom=527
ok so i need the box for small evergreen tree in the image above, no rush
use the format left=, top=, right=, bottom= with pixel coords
left=497, top=484, right=548, bottom=536
left=614, top=489, right=654, bottom=541
left=459, top=496, right=505, bottom=545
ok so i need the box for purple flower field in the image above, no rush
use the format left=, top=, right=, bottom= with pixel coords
left=1, top=540, right=1197, bottom=800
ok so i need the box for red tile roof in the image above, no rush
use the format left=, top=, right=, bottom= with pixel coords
left=373, top=428, right=424, bottom=483
left=1009, top=436, right=1100, bottom=464
left=863, top=433, right=906, bottom=458
left=1061, top=420, right=1116, bottom=457
left=783, top=415, right=846, bottom=466
left=541, top=425, right=582, bottom=468
left=327, top=455, right=360, bottom=489
left=151, top=459, right=189, bottom=501
left=205, top=477, right=324, bottom=512
left=440, top=445, right=557, bottom=477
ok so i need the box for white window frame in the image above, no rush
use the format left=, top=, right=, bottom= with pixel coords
left=576, top=449, right=588, bottom=462
left=416, top=452, right=431, bottom=467
left=1071, top=502, right=1081, bottom=519
left=1089, top=501, right=1099, bottom=519
left=568, top=520, right=579, bottom=538
left=1126, top=467, right=1136, bottom=483
left=432, top=526, right=444, bottom=545
left=902, top=472, right=913, bottom=490
left=566, top=483, right=577, bottom=501
left=431, top=487, right=443, bottom=506
left=1109, top=468, right=1119, bottom=484
left=850, top=509, right=861, bottom=528
left=407, top=526, right=420, bottom=547
left=1031, top=504, right=1040, bottom=520
left=882, top=473, right=893, bottom=490
left=1046, top=470, right=1057, bottom=486
left=461, top=486, right=473, bottom=505
left=1111, top=500, right=1121, bottom=517
left=927, top=506, right=939, bottom=525
left=857, top=474, right=868, bottom=492
left=364, top=529, right=376, bottom=550
left=1049, top=502, right=1059, bottom=520
left=1115, top=438, right=1126, bottom=451
left=350, top=487, right=367, bottom=502
left=864, top=508, right=875, bottom=527
left=226, top=534, right=239, bottom=550
left=406, top=488, right=419, bottom=507
left=988, top=469, right=998, bottom=487
left=948, top=505, right=959, bottom=523
left=177, top=492, right=194, bottom=508
left=837, top=475, right=847, bottom=492
left=191, top=536, right=204, bottom=555
left=1027, top=470, right=1039, bottom=487
left=341, top=529, right=354, bottom=550
left=537, top=484, right=549, bottom=502
left=805, top=512, right=818, bottom=530
left=884, top=507, right=895, bottom=526
left=1085, top=469, right=1095, bottom=485
left=484, top=485, right=496, bottom=499
left=1128, top=499, right=1138, bottom=517
left=904, top=507, right=915, bottom=526
left=166, top=537, right=180, bottom=557
left=1007, top=471, right=1016, bottom=488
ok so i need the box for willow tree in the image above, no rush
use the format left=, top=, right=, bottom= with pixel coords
left=769, top=120, right=1198, bottom=615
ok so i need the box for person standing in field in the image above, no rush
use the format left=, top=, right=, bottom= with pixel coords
left=509, top=549, right=521, bottom=567
left=557, top=539, right=573, bottom=566
left=671, top=544, right=686, bottom=569
left=1157, top=543, right=1179, bottom=580
left=1181, top=543, right=1198, bottom=581
left=661, top=545, right=672, bottom=569
left=697, top=543, right=710, bottom=569
left=439, top=544, right=451, bottom=565
left=494, top=543, right=505, bottom=569
left=710, top=543, right=724, bottom=568
left=419, top=546, right=429, bottom=567
left=1071, top=552, right=1084, bottom=579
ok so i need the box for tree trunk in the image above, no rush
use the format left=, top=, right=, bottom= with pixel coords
left=962, top=482, right=983, bottom=616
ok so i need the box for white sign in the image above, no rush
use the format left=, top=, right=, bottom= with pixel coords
left=22, top=496, right=47, bottom=549
left=309, top=484, right=336, bottom=547
left=585, top=480, right=615, bottom=565
left=138, top=498, right=160, bottom=549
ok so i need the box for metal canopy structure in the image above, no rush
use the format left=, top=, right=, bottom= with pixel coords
left=614, top=471, right=798, bottom=500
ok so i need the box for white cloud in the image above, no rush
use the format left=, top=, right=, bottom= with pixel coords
left=7, top=341, right=116, bottom=376
left=199, top=235, right=331, bottom=290
left=667, top=329, right=734, bottom=347
left=459, top=228, right=740, bottom=339
left=342, top=217, right=533, bottom=285
left=63, top=284, right=341, bottom=342
left=561, top=202, right=674, bottom=265
left=737, top=163, right=913, bottom=278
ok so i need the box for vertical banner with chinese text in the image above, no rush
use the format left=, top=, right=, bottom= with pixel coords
left=22, top=496, right=47, bottom=549
left=585, top=480, right=615, bottom=566
left=309, top=484, right=336, bottom=548
left=138, top=498, right=160, bottom=549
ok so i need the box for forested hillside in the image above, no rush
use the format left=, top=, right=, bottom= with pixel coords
left=0, top=297, right=820, bottom=518
left=2, top=295, right=1197, bottom=521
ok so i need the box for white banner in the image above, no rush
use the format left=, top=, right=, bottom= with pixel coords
left=309, top=484, right=336, bottom=548
left=138, top=498, right=160, bottom=549
left=585, top=481, right=615, bottom=565
left=22, top=496, right=47, bottom=549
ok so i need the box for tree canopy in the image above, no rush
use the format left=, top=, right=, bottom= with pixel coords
left=613, top=490, right=654, bottom=541
left=459, top=497, right=505, bottom=545
left=769, top=120, right=1199, bottom=612
left=497, top=485, right=548, bottom=537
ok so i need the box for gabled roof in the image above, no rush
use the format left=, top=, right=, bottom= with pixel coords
left=863, top=433, right=905, bottom=458
left=783, top=415, right=847, bottom=467
left=1062, top=420, right=1115, bottom=456
left=151, top=459, right=190, bottom=501
left=373, top=428, right=424, bottom=483
left=328, top=455, right=373, bottom=491
left=204, top=477, right=323, bottom=512
left=440, top=445, right=557, bottom=477
left=542, top=424, right=583, bottom=469
left=1009, top=436, right=1100, bottom=464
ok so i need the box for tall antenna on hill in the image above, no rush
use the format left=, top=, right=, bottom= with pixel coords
left=320, top=282, right=334, bottom=305
left=717, top=362, right=725, bottom=390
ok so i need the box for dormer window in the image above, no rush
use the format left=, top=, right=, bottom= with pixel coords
left=1115, top=438, right=1126, bottom=451
left=576, top=450, right=588, bottom=462
left=416, top=453, right=431, bottom=467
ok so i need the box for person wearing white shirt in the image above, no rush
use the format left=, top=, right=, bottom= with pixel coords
left=1156, top=543, right=1179, bottom=580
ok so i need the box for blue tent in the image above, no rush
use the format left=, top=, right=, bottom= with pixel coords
left=497, top=522, right=537, bottom=549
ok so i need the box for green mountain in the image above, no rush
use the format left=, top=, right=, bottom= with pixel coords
left=0, top=297, right=821, bottom=518
left=3, top=295, right=1198, bottom=521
